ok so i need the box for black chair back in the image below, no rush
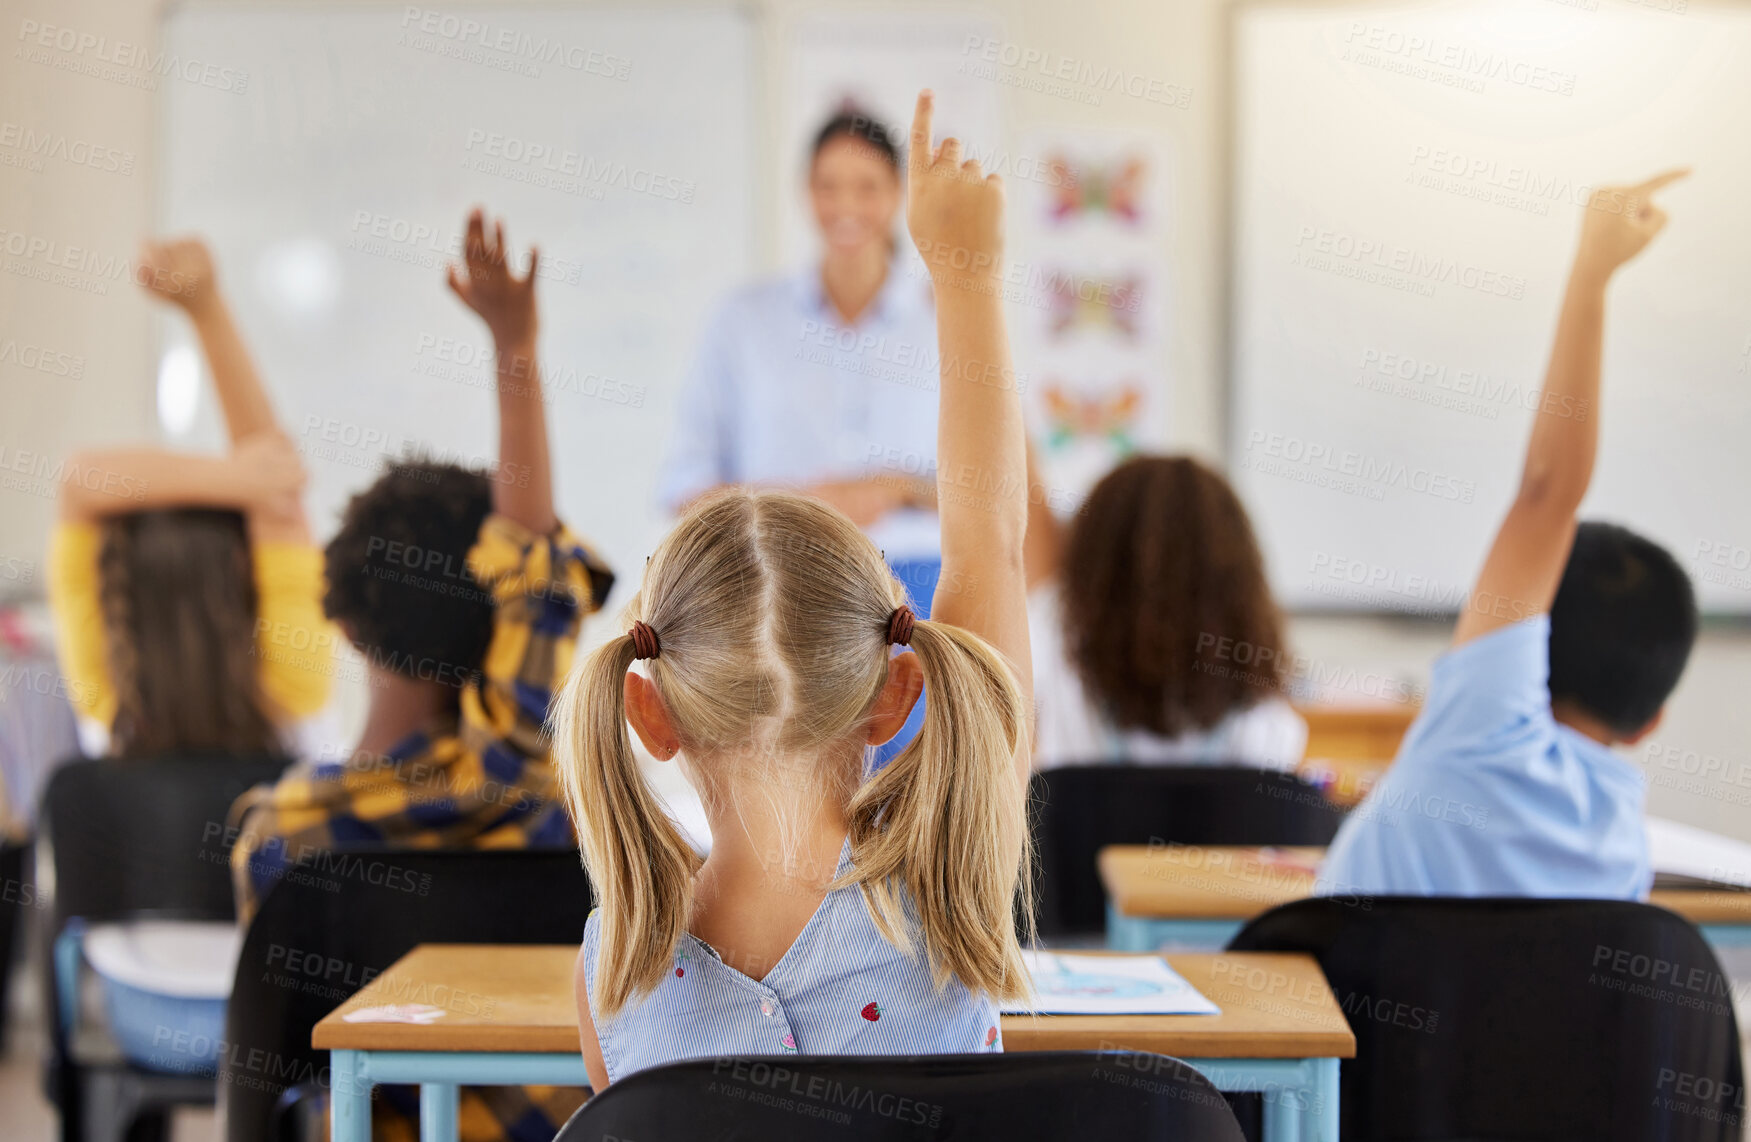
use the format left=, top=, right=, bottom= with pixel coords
left=558, top=1051, right=1247, bottom=1141
left=1029, top=765, right=1345, bottom=937
left=37, top=754, right=292, bottom=1142
left=222, top=846, right=594, bottom=1142
left=1229, top=896, right=1745, bottom=1141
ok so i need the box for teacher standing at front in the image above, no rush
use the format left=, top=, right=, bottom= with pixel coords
left=658, top=109, right=944, bottom=610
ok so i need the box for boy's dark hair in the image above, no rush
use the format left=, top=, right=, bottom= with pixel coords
left=1548, top=521, right=1698, bottom=736
left=323, top=460, right=495, bottom=685
left=811, top=107, right=901, bottom=170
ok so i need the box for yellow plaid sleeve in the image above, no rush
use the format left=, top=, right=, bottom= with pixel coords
left=460, top=515, right=613, bottom=760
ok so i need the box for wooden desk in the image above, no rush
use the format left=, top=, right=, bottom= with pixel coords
left=1101, top=843, right=1751, bottom=951
left=1293, top=702, right=1417, bottom=807
left=315, top=943, right=1354, bottom=1142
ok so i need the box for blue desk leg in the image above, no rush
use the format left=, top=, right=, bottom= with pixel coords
left=1186, top=1057, right=1336, bottom=1142
left=421, top=1083, right=460, bottom=1142
left=330, top=1049, right=373, bottom=1142
left=1302, top=1057, right=1339, bottom=1142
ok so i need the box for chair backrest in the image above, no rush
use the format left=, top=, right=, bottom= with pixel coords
left=559, top=1051, right=1247, bottom=1141
left=39, top=754, right=292, bottom=927
left=1029, top=765, right=1346, bottom=936
left=1229, top=896, right=1745, bottom=1141
left=222, top=846, right=594, bottom=1142
left=34, top=754, right=292, bottom=1142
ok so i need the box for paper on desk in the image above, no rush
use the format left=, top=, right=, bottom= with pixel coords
left=343, top=1003, right=448, bottom=1024
left=1648, top=816, right=1751, bottom=889
left=1001, top=951, right=1221, bottom=1016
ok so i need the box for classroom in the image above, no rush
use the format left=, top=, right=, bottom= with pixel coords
left=1, top=0, right=1749, bottom=1139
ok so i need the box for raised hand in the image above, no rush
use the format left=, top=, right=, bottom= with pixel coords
left=1576, top=169, right=1688, bottom=281
left=446, top=209, right=540, bottom=348
left=137, top=237, right=218, bottom=313
left=906, top=90, right=1005, bottom=292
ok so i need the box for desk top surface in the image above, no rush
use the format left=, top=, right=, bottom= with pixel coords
left=1100, top=844, right=1751, bottom=924
left=312, top=944, right=1355, bottom=1059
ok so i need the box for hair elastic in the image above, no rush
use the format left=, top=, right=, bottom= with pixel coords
left=629, top=620, right=661, bottom=660
left=887, top=605, right=916, bottom=647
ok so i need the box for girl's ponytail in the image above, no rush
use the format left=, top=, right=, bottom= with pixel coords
left=553, top=630, right=700, bottom=1018
left=846, top=616, right=1033, bottom=1002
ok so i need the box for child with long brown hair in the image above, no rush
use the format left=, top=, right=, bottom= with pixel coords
left=557, top=91, right=1034, bottom=1086
left=50, top=238, right=334, bottom=759
left=1024, top=454, right=1305, bottom=771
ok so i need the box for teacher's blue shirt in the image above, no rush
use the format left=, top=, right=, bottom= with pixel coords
left=659, top=263, right=942, bottom=561
left=1318, top=617, right=1652, bottom=900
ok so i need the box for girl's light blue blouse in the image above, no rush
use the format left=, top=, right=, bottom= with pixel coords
left=581, top=843, right=1002, bottom=1083
left=657, top=263, right=943, bottom=563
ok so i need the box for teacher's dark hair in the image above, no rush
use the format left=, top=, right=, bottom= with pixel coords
left=811, top=108, right=901, bottom=171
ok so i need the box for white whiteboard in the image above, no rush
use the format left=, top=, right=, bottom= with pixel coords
left=1231, top=0, right=1751, bottom=614
left=158, top=5, right=757, bottom=599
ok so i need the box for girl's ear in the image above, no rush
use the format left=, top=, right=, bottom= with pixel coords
left=865, top=651, right=924, bottom=746
left=624, top=672, right=681, bottom=760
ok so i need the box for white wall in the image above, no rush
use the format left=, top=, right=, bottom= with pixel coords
left=4, top=0, right=1747, bottom=838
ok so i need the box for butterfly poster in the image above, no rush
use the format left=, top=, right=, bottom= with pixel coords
left=1012, top=128, right=1172, bottom=510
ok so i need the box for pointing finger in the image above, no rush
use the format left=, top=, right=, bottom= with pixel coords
left=1634, top=168, right=1690, bottom=197
left=909, top=90, right=934, bottom=180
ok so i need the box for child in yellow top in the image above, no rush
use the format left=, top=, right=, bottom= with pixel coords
left=48, top=238, right=337, bottom=758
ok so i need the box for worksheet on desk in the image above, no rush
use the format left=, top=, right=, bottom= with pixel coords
left=1003, top=952, right=1221, bottom=1016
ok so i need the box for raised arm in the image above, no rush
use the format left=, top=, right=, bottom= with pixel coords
left=906, top=92, right=1033, bottom=737
left=137, top=239, right=279, bottom=446
left=58, top=436, right=305, bottom=525
left=1453, top=169, right=1687, bottom=647
left=447, top=209, right=556, bottom=535
left=135, top=237, right=310, bottom=543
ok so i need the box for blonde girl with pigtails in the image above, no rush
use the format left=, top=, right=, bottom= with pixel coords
left=556, top=91, right=1037, bottom=1088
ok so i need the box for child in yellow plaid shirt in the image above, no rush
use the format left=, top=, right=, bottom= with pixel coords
left=229, top=209, right=612, bottom=1142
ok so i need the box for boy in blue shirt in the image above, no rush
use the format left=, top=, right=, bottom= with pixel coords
left=1320, top=169, right=1696, bottom=899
